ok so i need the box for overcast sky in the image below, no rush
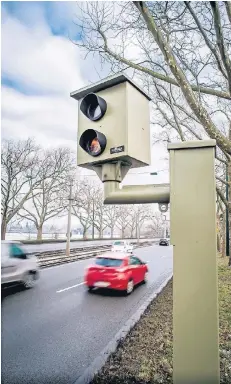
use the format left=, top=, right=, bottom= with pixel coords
left=1, top=1, right=169, bottom=230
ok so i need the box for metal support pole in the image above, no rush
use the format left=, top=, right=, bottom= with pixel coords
left=226, top=166, right=229, bottom=256
left=65, top=182, right=73, bottom=257
left=169, top=140, right=219, bottom=384
left=103, top=179, right=170, bottom=205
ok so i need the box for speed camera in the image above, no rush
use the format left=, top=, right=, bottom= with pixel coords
left=70, top=72, right=151, bottom=171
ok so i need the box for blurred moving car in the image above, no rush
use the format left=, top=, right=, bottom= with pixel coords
left=84, top=252, right=148, bottom=295
left=111, top=240, right=133, bottom=253
left=1, top=241, right=39, bottom=289
left=159, top=238, right=169, bottom=246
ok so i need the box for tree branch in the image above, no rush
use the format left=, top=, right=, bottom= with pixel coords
left=210, top=1, right=231, bottom=94
left=225, top=1, right=231, bottom=24
left=133, top=1, right=231, bottom=155
left=185, top=1, right=228, bottom=80
left=216, top=185, right=228, bottom=207
left=216, top=175, right=230, bottom=187
left=95, top=28, right=231, bottom=100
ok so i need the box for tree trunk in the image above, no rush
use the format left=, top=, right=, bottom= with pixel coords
left=217, top=233, right=221, bottom=253
left=228, top=126, right=231, bottom=266
left=99, top=225, right=103, bottom=239
left=216, top=213, right=221, bottom=253
left=83, top=227, right=87, bottom=240
left=37, top=226, right=43, bottom=240
left=110, top=226, right=114, bottom=238
left=228, top=203, right=231, bottom=266
left=135, top=221, right=138, bottom=238
left=221, top=213, right=226, bottom=257
left=1, top=218, right=7, bottom=240
left=229, top=209, right=231, bottom=266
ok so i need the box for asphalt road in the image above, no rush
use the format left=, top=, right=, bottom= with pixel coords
left=22, top=238, right=158, bottom=254
left=23, top=239, right=115, bottom=253
left=2, top=245, right=173, bottom=384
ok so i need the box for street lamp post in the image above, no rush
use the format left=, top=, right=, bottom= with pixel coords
left=66, top=181, right=73, bottom=257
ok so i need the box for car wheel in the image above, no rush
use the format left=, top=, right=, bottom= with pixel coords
left=126, top=279, right=134, bottom=295
left=143, top=272, right=148, bottom=284
left=87, top=286, right=94, bottom=293
left=23, top=272, right=37, bottom=289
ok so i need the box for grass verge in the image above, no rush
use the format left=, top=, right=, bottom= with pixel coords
left=91, top=256, right=231, bottom=384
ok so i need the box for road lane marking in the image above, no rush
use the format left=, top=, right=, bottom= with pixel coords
left=56, top=282, right=85, bottom=293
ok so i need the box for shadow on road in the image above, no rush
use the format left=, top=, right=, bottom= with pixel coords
left=87, top=283, right=144, bottom=298
left=1, top=284, right=26, bottom=303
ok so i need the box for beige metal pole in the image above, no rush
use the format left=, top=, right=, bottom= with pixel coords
left=103, top=180, right=170, bottom=204
left=168, top=140, right=220, bottom=384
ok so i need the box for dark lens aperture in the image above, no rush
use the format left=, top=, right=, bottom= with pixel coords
left=87, top=104, right=101, bottom=120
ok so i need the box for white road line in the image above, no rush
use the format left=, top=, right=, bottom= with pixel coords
left=56, top=282, right=85, bottom=293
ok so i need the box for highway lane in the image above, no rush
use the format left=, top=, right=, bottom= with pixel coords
left=22, top=238, right=158, bottom=254
left=2, top=245, right=173, bottom=384
left=23, top=239, right=114, bottom=253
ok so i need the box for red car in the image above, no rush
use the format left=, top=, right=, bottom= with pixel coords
left=84, top=252, right=148, bottom=295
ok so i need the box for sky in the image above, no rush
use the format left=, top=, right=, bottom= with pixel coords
left=1, top=1, right=169, bottom=230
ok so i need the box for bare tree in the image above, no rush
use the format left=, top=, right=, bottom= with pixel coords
left=72, top=179, right=100, bottom=239
left=135, top=204, right=152, bottom=238
left=125, top=204, right=151, bottom=238
left=116, top=206, right=132, bottom=238
left=75, top=1, right=231, bottom=261
left=92, top=187, right=108, bottom=238
left=17, top=148, right=73, bottom=240
left=148, top=211, right=165, bottom=238
left=104, top=205, right=121, bottom=238
left=1, top=138, right=40, bottom=239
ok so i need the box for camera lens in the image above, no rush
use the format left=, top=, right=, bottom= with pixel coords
left=87, top=137, right=101, bottom=155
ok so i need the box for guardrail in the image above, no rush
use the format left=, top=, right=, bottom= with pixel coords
left=37, top=240, right=158, bottom=268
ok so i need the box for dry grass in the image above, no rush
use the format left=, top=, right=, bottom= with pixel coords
left=91, top=257, right=231, bottom=384
left=218, top=256, right=231, bottom=383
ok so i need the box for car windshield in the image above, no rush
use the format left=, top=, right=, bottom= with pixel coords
left=95, top=258, right=123, bottom=267
left=113, top=241, right=124, bottom=246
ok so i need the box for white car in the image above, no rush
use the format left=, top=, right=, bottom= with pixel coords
left=1, top=241, right=39, bottom=289
left=111, top=240, right=133, bottom=253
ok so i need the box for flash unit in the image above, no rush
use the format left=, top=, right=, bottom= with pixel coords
left=79, top=129, right=107, bottom=157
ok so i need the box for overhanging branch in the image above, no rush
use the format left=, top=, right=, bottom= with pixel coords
left=133, top=1, right=231, bottom=155
left=97, top=28, right=230, bottom=100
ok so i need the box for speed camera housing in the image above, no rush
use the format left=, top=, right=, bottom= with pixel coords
left=71, top=73, right=151, bottom=171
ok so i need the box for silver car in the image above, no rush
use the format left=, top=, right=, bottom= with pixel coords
left=1, top=241, right=39, bottom=289
left=111, top=240, right=133, bottom=253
